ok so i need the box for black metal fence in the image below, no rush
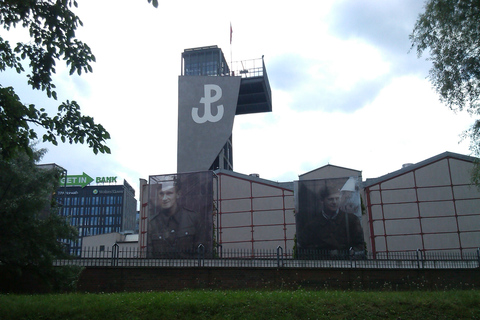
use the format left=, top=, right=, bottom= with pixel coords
left=54, top=246, right=480, bottom=269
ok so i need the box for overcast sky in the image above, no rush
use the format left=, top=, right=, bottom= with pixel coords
left=5, top=0, right=475, bottom=198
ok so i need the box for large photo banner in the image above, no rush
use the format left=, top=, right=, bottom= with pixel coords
left=294, top=177, right=364, bottom=258
left=147, top=171, right=213, bottom=258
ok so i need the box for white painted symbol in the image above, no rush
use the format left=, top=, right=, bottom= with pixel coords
left=192, top=84, right=224, bottom=123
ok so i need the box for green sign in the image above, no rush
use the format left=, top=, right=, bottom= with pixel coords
left=60, top=172, right=94, bottom=188
left=96, top=176, right=117, bottom=183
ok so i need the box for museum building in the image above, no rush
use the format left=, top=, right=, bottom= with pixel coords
left=79, top=46, right=480, bottom=257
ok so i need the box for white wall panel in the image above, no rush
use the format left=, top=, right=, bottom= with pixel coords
left=385, top=219, right=421, bottom=235
left=415, top=159, right=450, bottom=187
left=220, top=198, right=251, bottom=213
left=372, top=220, right=385, bottom=236
left=253, top=210, right=285, bottom=225
left=253, top=225, right=285, bottom=241
left=380, top=172, right=415, bottom=189
left=381, top=189, right=417, bottom=204
left=220, top=227, right=251, bottom=243
left=457, top=215, right=480, bottom=232
left=423, top=233, right=460, bottom=250
left=453, top=185, right=480, bottom=199
left=374, top=236, right=387, bottom=251
left=370, top=205, right=384, bottom=220
left=383, top=203, right=419, bottom=219
left=450, top=159, right=474, bottom=185
left=421, top=217, right=458, bottom=233
left=252, top=183, right=284, bottom=196
left=253, top=197, right=284, bottom=210
left=459, top=231, right=480, bottom=248
left=386, top=235, right=422, bottom=251
left=456, top=199, right=480, bottom=215
left=418, top=201, right=455, bottom=217
left=221, top=211, right=251, bottom=227
left=417, top=187, right=452, bottom=202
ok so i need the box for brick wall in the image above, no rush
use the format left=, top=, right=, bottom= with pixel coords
left=77, top=267, right=480, bottom=292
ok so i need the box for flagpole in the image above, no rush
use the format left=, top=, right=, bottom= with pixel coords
left=230, top=22, right=233, bottom=75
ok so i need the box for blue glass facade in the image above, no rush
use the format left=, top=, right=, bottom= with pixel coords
left=56, top=182, right=136, bottom=256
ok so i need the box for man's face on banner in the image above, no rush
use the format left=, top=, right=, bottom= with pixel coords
left=323, top=192, right=341, bottom=213
left=158, top=183, right=179, bottom=211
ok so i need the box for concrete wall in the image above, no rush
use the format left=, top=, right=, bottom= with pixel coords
left=77, top=266, right=480, bottom=292
left=177, top=76, right=241, bottom=172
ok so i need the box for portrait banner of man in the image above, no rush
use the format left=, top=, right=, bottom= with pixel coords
left=147, top=171, right=213, bottom=258
left=294, top=177, right=365, bottom=259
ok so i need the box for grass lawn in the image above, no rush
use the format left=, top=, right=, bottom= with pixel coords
left=0, top=290, right=479, bottom=319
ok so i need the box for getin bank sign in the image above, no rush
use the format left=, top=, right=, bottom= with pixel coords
left=60, top=173, right=118, bottom=188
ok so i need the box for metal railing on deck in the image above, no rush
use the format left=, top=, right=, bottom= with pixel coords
left=54, top=246, right=480, bottom=269
left=230, top=58, right=264, bottom=78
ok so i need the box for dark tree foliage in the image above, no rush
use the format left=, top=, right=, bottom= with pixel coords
left=410, top=0, right=480, bottom=184
left=411, top=0, right=480, bottom=113
left=147, top=0, right=159, bottom=8
left=0, top=0, right=111, bottom=159
left=0, top=147, right=79, bottom=292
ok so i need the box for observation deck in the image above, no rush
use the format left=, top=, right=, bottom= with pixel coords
left=231, top=57, right=272, bottom=115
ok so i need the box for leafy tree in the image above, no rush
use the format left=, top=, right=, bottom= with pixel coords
left=0, top=147, right=79, bottom=292
left=1, top=0, right=159, bottom=160
left=410, top=0, right=480, bottom=183
left=0, top=0, right=113, bottom=160
left=0, top=0, right=158, bottom=292
left=0, top=0, right=158, bottom=293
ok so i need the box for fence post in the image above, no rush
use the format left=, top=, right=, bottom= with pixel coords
left=276, top=246, right=284, bottom=268
left=416, top=249, right=423, bottom=269
left=477, top=248, right=480, bottom=268
left=349, top=247, right=355, bottom=268
left=111, top=243, right=119, bottom=267
left=197, top=244, right=205, bottom=267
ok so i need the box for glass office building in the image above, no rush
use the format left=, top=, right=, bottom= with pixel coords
left=56, top=180, right=137, bottom=256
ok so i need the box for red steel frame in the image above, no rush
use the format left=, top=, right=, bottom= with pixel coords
left=216, top=172, right=295, bottom=256
left=365, top=156, right=479, bottom=256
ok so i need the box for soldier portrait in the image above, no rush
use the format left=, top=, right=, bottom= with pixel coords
left=147, top=172, right=213, bottom=258
left=295, top=177, right=365, bottom=258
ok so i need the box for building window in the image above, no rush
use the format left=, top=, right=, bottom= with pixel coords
left=99, top=245, right=105, bottom=252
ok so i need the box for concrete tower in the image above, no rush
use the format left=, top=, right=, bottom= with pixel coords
left=177, top=45, right=272, bottom=173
